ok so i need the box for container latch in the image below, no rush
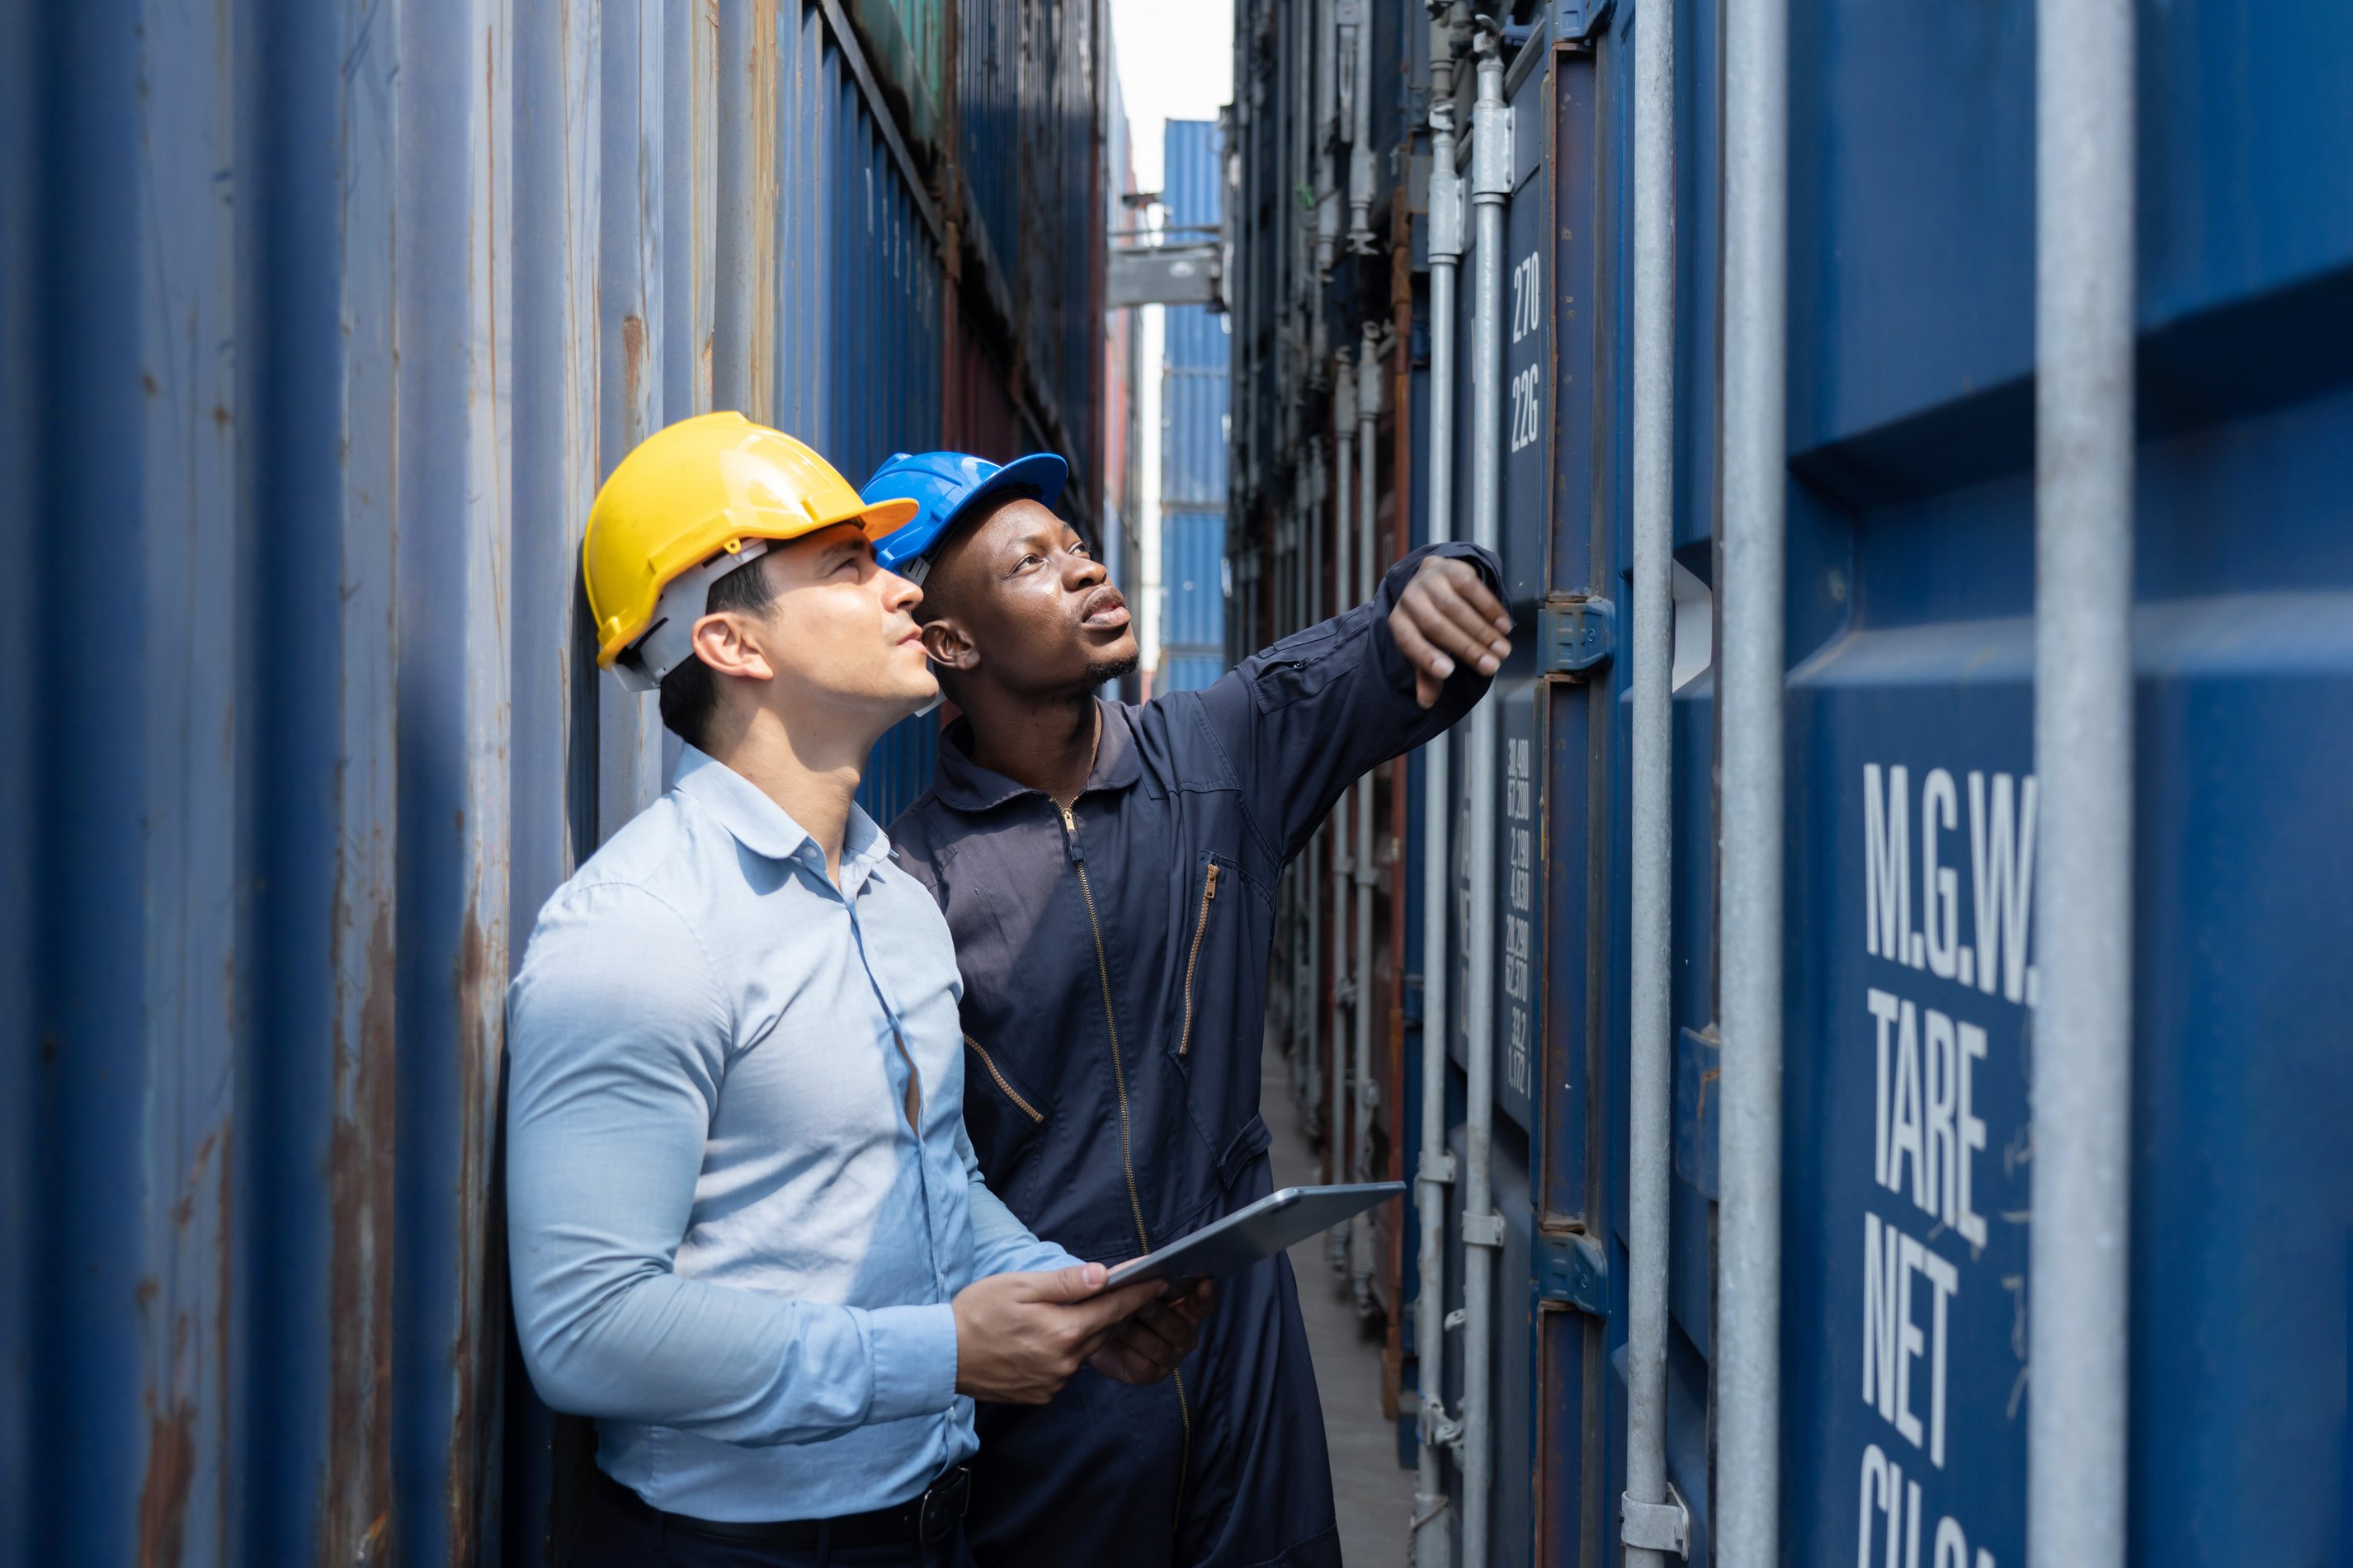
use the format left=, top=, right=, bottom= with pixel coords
left=1535, top=1227, right=1607, bottom=1315
left=1539, top=596, right=1616, bottom=675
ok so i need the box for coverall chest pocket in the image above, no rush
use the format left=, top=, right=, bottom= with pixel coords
left=963, top=1032, right=1048, bottom=1168
left=1168, top=850, right=1273, bottom=1183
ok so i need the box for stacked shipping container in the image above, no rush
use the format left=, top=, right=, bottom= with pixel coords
left=1101, top=45, right=1144, bottom=657
left=1157, top=120, right=1233, bottom=697
left=0, top=0, right=1109, bottom=1560
left=1227, top=0, right=2353, bottom=1565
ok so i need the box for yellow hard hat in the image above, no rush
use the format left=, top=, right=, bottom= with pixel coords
left=582, top=412, right=919, bottom=687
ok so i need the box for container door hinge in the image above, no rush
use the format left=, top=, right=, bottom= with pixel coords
left=1620, top=1484, right=1691, bottom=1556
left=1539, top=596, right=1616, bottom=675
left=1535, top=1228, right=1607, bottom=1315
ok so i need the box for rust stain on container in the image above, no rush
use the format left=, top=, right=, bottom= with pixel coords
left=621, top=314, right=647, bottom=410
left=137, top=1399, right=196, bottom=1568
left=215, top=1123, right=233, bottom=1552
left=443, top=902, right=505, bottom=1561
left=324, top=902, right=397, bottom=1564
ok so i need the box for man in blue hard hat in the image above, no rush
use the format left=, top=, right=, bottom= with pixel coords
left=861, top=449, right=1511, bottom=1568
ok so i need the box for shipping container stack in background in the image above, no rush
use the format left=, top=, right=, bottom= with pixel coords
left=1227, top=1, right=2353, bottom=1566
left=1101, top=52, right=1145, bottom=692
left=0, top=0, right=1111, bottom=1561
left=1156, top=120, right=1234, bottom=697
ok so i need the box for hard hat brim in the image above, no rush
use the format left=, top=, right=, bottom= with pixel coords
left=872, top=452, right=1069, bottom=572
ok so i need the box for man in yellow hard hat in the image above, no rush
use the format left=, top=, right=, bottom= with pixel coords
left=504, top=412, right=1210, bottom=1567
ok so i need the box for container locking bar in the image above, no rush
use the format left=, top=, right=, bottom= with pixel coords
left=1620, top=1484, right=1692, bottom=1556
left=1539, top=596, right=1616, bottom=674
left=1535, top=1228, right=1607, bottom=1315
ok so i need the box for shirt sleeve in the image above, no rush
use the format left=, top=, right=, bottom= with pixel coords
left=955, top=1122, right=1087, bottom=1276
left=505, top=882, right=959, bottom=1445
left=1195, top=540, right=1502, bottom=864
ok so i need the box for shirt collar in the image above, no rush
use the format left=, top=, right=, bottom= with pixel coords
left=672, top=746, right=893, bottom=891
left=930, top=698, right=1141, bottom=813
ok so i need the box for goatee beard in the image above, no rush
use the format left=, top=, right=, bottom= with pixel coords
left=1084, top=652, right=1142, bottom=686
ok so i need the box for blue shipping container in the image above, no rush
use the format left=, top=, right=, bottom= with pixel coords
left=1224, top=0, right=2353, bottom=1561
left=0, top=0, right=1096, bottom=1558
left=1158, top=119, right=1230, bottom=696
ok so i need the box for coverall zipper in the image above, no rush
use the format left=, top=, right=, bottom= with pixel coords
left=1177, top=862, right=1221, bottom=1056
left=1059, top=803, right=1191, bottom=1516
left=964, top=1034, right=1043, bottom=1124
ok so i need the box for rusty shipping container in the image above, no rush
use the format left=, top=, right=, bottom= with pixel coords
left=0, top=0, right=1110, bottom=1561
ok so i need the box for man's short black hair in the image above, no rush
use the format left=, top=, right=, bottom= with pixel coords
left=656, top=553, right=776, bottom=751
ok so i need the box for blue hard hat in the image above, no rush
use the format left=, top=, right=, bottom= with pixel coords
left=861, top=450, right=1070, bottom=582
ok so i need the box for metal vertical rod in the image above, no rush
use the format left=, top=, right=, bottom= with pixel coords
left=713, top=0, right=750, bottom=415
left=1460, top=25, right=1509, bottom=1566
left=1411, top=20, right=1464, bottom=1551
left=1315, top=0, right=1340, bottom=277
left=712, top=0, right=769, bottom=421
left=1304, top=446, right=1327, bottom=1137
left=1624, top=0, right=1679, bottom=1553
left=1346, top=0, right=1375, bottom=251
left=1717, top=0, right=1788, bottom=1554
left=1295, top=0, right=1314, bottom=311
left=1330, top=348, right=1357, bottom=1208
left=1350, top=323, right=1382, bottom=1310
left=599, top=3, right=669, bottom=831
left=2028, top=0, right=2136, bottom=1562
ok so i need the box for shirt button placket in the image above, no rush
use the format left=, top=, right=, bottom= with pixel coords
left=851, top=887, right=950, bottom=1301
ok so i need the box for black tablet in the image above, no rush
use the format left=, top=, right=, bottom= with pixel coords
left=1101, top=1182, right=1407, bottom=1292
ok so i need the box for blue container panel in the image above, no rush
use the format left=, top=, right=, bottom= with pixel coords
left=1162, top=511, right=1228, bottom=654
left=777, top=2, right=945, bottom=480
left=1165, top=303, right=1232, bottom=371
left=958, top=0, right=1021, bottom=313
left=952, top=0, right=1098, bottom=490
left=861, top=713, right=941, bottom=826
left=1162, top=118, right=1223, bottom=234
left=1779, top=447, right=2353, bottom=1568
left=1162, top=361, right=1231, bottom=508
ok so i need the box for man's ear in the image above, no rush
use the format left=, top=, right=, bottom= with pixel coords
left=920, top=618, right=979, bottom=675
left=691, top=610, right=777, bottom=684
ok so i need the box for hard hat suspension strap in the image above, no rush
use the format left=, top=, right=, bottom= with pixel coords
left=617, top=538, right=776, bottom=692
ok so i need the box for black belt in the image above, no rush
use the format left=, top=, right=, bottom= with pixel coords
left=604, top=1464, right=971, bottom=1549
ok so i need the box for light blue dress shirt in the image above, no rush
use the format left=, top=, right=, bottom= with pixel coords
left=505, top=746, right=1078, bottom=1523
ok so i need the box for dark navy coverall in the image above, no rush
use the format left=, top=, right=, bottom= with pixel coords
left=889, top=543, right=1499, bottom=1568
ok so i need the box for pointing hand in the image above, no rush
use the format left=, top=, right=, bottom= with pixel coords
left=1389, top=555, right=1514, bottom=707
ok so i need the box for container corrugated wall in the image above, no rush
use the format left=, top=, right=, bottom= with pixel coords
left=952, top=0, right=1102, bottom=502
left=1157, top=119, right=1228, bottom=697
left=0, top=0, right=1102, bottom=1557
left=1162, top=515, right=1231, bottom=655
left=1228, top=2, right=2353, bottom=1564
left=775, top=1, right=948, bottom=826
